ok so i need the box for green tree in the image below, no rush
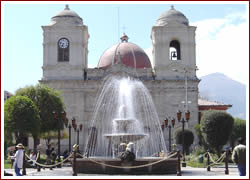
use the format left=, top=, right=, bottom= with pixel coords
left=40, top=129, right=69, bottom=148
left=230, top=118, right=246, bottom=148
left=174, top=128, right=194, bottom=154
left=4, top=127, right=15, bottom=159
left=16, top=84, right=65, bottom=133
left=200, top=110, right=234, bottom=156
left=15, top=84, right=65, bottom=149
left=4, top=96, right=41, bottom=145
left=194, top=124, right=209, bottom=149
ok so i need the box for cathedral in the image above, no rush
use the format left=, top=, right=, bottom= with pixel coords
left=40, top=5, right=200, bottom=152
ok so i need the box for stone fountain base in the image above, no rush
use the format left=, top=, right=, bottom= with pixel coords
left=74, top=157, right=178, bottom=174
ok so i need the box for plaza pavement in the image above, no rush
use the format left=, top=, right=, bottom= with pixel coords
left=4, top=164, right=241, bottom=177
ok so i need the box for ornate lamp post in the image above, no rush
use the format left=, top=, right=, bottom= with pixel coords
left=161, top=117, right=175, bottom=152
left=65, top=117, right=75, bottom=153
left=52, top=110, right=66, bottom=168
left=76, top=124, right=83, bottom=145
left=72, top=120, right=83, bottom=148
left=177, top=109, right=190, bottom=167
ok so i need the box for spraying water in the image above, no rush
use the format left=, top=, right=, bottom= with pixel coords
left=85, top=74, right=167, bottom=158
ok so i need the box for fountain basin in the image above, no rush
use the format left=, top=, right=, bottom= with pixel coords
left=74, top=157, right=178, bottom=174
left=113, top=118, right=136, bottom=123
left=104, top=133, right=148, bottom=143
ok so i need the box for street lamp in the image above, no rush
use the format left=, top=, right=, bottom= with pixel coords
left=177, top=109, right=190, bottom=167
left=161, top=117, right=175, bottom=152
left=72, top=120, right=83, bottom=149
left=52, top=110, right=66, bottom=168
left=65, top=118, right=75, bottom=153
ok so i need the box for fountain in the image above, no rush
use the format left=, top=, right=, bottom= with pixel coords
left=75, top=74, right=178, bottom=174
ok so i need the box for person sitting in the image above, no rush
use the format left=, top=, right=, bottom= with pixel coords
left=51, top=148, right=57, bottom=164
left=28, top=151, right=36, bottom=168
left=45, top=145, right=52, bottom=165
left=63, top=150, right=69, bottom=159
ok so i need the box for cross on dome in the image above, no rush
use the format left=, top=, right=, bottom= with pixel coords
left=65, top=4, right=70, bottom=10
left=120, top=33, right=129, bottom=43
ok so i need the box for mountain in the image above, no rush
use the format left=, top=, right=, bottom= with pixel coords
left=198, top=72, right=246, bottom=119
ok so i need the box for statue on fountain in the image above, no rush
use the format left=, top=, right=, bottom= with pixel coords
left=119, top=142, right=135, bottom=163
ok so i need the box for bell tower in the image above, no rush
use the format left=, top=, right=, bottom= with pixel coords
left=151, top=5, right=197, bottom=79
left=42, top=5, right=89, bottom=80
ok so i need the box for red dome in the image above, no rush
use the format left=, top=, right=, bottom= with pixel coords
left=98, top=35, right=152, bottom=69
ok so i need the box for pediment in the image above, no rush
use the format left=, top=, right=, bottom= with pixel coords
left=103, top=63, right=138, bottom=78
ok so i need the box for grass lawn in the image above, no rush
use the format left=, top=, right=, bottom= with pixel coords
left=187, top=161, right=207, bottom=168
left=185, top=153, right=226, bottom=168
left=4, top=159, right=13, bottom=169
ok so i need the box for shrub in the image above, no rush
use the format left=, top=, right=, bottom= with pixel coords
left=174, top=128, right=194, bottom=154
left=194, top=123, right=209, bottom=150
left=200, top=110, right=234, bottom=156
left=230, top=118, right=246, bottom=148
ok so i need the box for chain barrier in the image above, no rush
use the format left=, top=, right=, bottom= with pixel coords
left=76, top=152, right=178, bottom=169
left=183, top=151, right=226, bottom=168
left=23, top=149, right=228, bottom=173
left=25, top=152, right=73, bottom=168
left=207, top=152, right=226, bottom=166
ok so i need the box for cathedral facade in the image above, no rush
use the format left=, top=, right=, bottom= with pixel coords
left=40, top=5, right=200, bottom=152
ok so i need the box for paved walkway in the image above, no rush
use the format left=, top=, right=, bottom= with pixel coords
left=4, top=165, right=241, bottom=177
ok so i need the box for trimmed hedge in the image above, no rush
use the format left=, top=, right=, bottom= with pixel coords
left=200, top=110, right=234, bottom=155
left=174, top=128, right=194, bottom=154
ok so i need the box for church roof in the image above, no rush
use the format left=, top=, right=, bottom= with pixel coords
left=53, top=5, right=81, bottom=18
left=97, top=33, right=152, bottom=69
left=156, top=5, right=189, bottom=26
left=50, top=5, right=83, bottom=25
left=198, top=98, right=232, bottom=111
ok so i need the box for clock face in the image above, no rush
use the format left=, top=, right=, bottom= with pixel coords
left=58, top=38, right=69, bottom=48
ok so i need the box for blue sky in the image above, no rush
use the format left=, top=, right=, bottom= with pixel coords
left=2, top=2, right=249, bottom=94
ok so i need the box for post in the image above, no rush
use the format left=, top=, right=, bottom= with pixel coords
left=181, top=119, right=186, bottom=167
left=69, top=124, right=72, bottom=152
left=225, top=149, right=229, bottom=175
left=57, top=128, right=61, bottom=168
left=22, top=150, right=26, bottom=175
left=177, top=150, right=182, bottom=176
left=168, top=125, right=172, bottom=152
left=207, top=151, right=210, bottom=171
left=185, top=71, right=188, bottom=111
left=77, top=129, right=80, bottom=146
left=37, top=150, right=41, bottom=172
left=72, top=145, right=78, bottom=176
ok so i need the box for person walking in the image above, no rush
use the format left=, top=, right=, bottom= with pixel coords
left=10, top=143, right=24, bottom=176
left=232, top=137, right=246, bottom=176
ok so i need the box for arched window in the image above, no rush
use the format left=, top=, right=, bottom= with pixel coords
left=169, top=40, right=181, bottom=60
left=58, top=38, right=69, bottom=62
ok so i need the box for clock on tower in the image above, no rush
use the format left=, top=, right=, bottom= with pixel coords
left=58, top=38, right=69, bottom=62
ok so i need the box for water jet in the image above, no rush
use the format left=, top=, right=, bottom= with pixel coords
left=75, top=74, right=178, bottom=174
